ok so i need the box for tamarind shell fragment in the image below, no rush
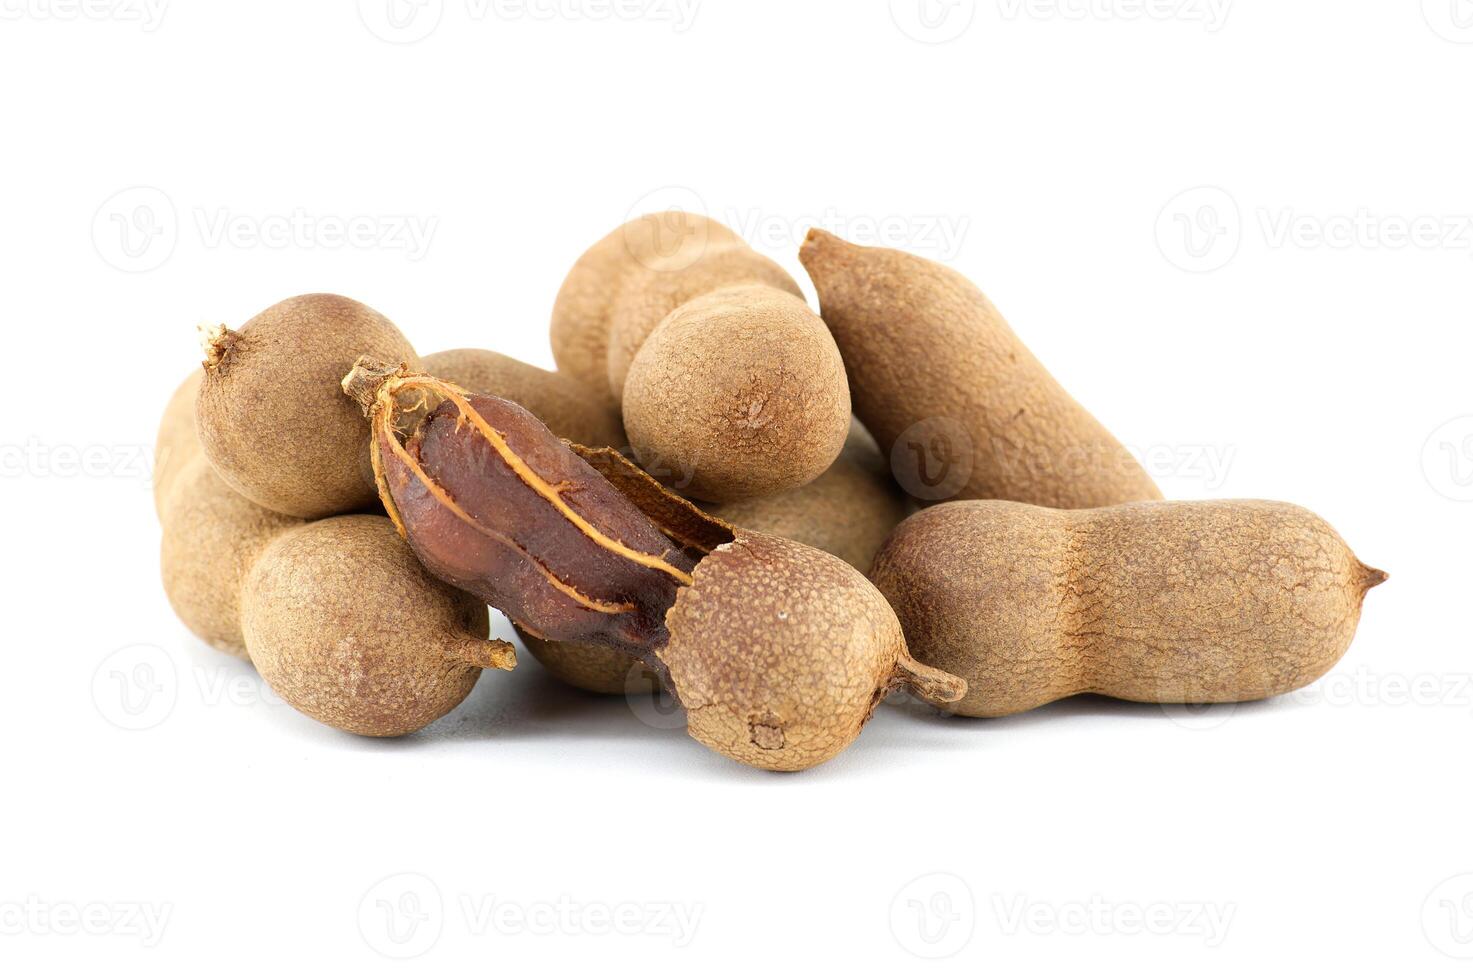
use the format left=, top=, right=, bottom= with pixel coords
left=345, top=358, right=696, bottom=654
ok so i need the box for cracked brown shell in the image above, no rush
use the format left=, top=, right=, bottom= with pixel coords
left=799, top=229, right=1161, bottom=509
left=197, top=293, right=420, bottom=518
left=870, top=499, right=1386, bottom=718
left=622, top=284, right=851, bottom=503
left=422, top=348, right=625, bottom=450
left=242, top=515, right=514, bottom=737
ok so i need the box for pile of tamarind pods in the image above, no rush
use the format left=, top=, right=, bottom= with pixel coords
left=156, top=210, right=1384, bottom=772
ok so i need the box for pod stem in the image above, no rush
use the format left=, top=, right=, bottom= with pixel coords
left=198, top=322, right=236, bottom=371
left=1359, top=563, right=1389, bottom=592
left=893, top=647, right=967, bottom=704
left=445, top=636, right=517, bottom=672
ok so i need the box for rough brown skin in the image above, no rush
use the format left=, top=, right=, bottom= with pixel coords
left=799, top=229, right=1162, bottom=509
left=551, top=212, right=743, bottom=397
left=517, top=630, right=662, bottom=697
left=604, top=243, right=805, bottom=396
left=153, top=371, right=203, bottom=517
left=552, top=213, right=850, bottom=503
left=704, top=420, right=911, bottom=573
left=242, top=515, right=515, bottom=737
left=665, top=531, right=959, bottom=772
left=623, top=285, right=851, bottom=503
left=159, top=454, right=305, bottom=657
left=870, top=499, right=1387, bottom=718
left=422, top=348, right=625, bottom=450
left=520, top=421, right=911, bottom=695
left=196, top=294, right=420, bottom=518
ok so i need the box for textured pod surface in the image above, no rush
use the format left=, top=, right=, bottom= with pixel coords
left=704, top=420, right=910, bottom=572
left=870, top=499, right=1386, bottom=717
left=539, top=423, right=911, bottom=695
left=551, top=213, right=743, bottom=395
left=422, top=348, right=625, bottom=450
left=663, top=531, right=963, bottom=772
left=153, top=370, right=203, bottom=517
left=160, top=454, right=305, bottom=657
left=800, top=230, right=1161, bottom=509
left=197, top=293, right=420, bottom=518
left=623, top=284, right=851, bottom=503
left=518, top=630, right=662, bottom=697
left=243, top=515, right=513, bottom=737
left=605, top=244, right=803, bottom=397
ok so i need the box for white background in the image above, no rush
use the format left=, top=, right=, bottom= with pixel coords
left=1, top=0, right=1467, bottom=975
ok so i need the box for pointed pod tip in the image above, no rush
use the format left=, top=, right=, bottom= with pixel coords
left=798, top=226, right=846, bottom=268
left=1360, top=564, right=1389, bottom=591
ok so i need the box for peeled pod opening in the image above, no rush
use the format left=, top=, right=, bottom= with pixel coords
left=342, top=357, right=965, bottom=771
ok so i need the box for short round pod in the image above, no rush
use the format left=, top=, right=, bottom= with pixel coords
left=160, top=454, right=305, bottom=657
left=661, top=531, right=960, bottom=772
left=870, top=499, right=1387, bottom=718
left=197, top=293, right=420, bottom=518
left=623, top=285, right=851, bottom=503
left=242, top=515, right=515, bottom=737
left=604, top=243, right=804, bottom=396
left=422, top=348, right=624, bottom=450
